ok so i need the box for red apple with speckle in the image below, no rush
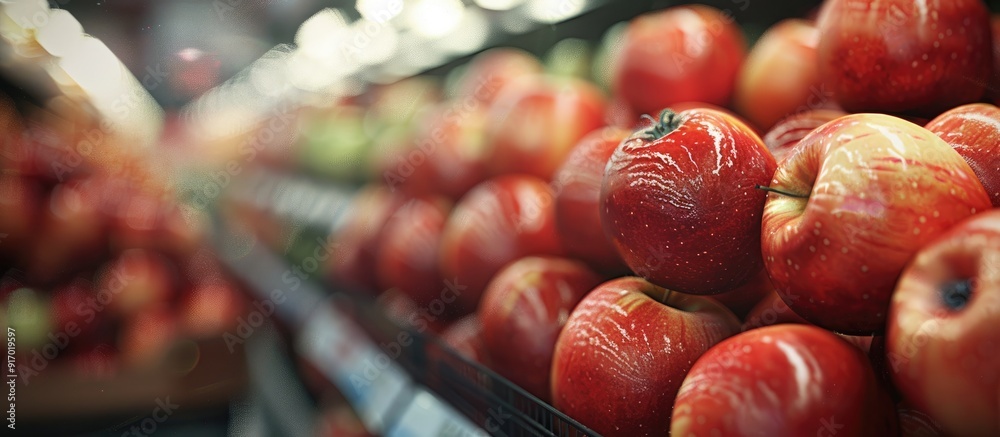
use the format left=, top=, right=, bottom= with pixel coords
left=762, top=109, right=847, bottom=163
left=817, top=0, right=992, bottom=115
left=671, top=324, right=898, bottom=437
left=438, top=175, right=563, bottom=315
left=550, top=277, right=740, bottom=437
left=478, top=256, right=601, bottom=400
left=887, top=209, right=1000, bottom=437
left=924, top=103, right=1000, bottom=206
left=613, top=5, right=746, bottom=117
left=761, top=113, right=991, bottom=334
left=601, top=108, right=776, bottom=295
left=552, top=126, right=630, bottom=274
left=485, top=76, right=607, bottom=180
left=735, top=19, right=830, bottom=130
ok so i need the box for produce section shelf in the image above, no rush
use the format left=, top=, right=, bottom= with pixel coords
left=212, top=167, right=600, bottom=436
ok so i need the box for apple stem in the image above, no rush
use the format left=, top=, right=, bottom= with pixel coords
left=754, top=184, right=809, bottom=199
left=643, top=109, right=682, bottom=141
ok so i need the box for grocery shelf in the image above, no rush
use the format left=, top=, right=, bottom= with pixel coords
left=212, top=167, right=600, bottom=436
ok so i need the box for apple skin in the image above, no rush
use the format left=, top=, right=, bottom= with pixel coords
left=601, top=108, right=777, bottom=295
left=924, top=103, right=1000, bottom=207
left=438, top=175, right=564, bottom=316
left=375, top=195, right=453, bottom=315
left=741, top=289, right=810, bottom=332
left=817, top=0, right=992, bottom=115
left=484, top=75, right=607, bottom=180
left=550, top=276, right=741, bottom=437
left=477, top=256, right=602, bottom=401
left=552, top=126, right=630, bottom=274
left=990, top=15, right=1000, bottom=104
left=735, top=19, right=829, bottom=131
left=761, top=113, right=991, bottom=334
left=763, top=109, right=847, bottom=163
left=613, top=5, right=745, bottom=117
left=886, top=209, right=1000, bottom=437
left=671, top=324, right=898, bottom=437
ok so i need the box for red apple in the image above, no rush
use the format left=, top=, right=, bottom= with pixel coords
left=887, top=209, right=1000, bottom=437
left=375, top=196, right=453, bottom=314
left=552, top=126, right=630, bottom=273
left=613, top=5, right=745, bottom=117
left=550, top=277, right=741, bottom=437
left=454, top=48, right=542, bottom=105
left=817, top=0, right=992, bottom=115
left=97, top=249, right=177, bottom=317
left=484, top=75, right=607, bottom=180
left=671, top=324, right=898, bottom=437
left=387, top=104, right=490, bottom=200
left=710, top=269, right=776, bottom=320
left=924, top=103, right=1000, bottom=206
left=735, top=19, right=830, bottom=130
left=326, top=184, right=405, bottom=293
left=601, top=108, right=776, bottom=294
left=438, top=175, right=564, bottom=315
left=762, top=109, right=847, bottom=163
left=438, top=314, right=490, bottom=365
left=477, top=256, right=601, bottom=400
left=761, top=113, right=991, bottom=334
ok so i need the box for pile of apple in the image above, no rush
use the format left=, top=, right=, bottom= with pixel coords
left=318, top=0, right=1000, bottom=435
left=0, top=100, right=249, bottom=379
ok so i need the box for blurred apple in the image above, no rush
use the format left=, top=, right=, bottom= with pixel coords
left=97, top=249, right=177, bottom=317
left=478, top=256, right=601, bottom=400
left=178, top=284, right=247, bottom=337
left=118, top=305, right=178, bottom=368
left=438, top=314, right=490, bottom=365
left=454, top=48, right=542, bottom=105
left=327, top=185, right=405, bottom=293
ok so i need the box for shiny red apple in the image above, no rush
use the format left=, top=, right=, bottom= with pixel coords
left=817, top=0, right=992, bottom=115
left=601, top=108, right=776, bottom=294
left=735, top=19, right=829, bottom=130
left=438, top=175, right=563, bottom=315
left=477, top=256, right=601, bottom=400
left=613, top=5, right=745, bottom=117
left=552, top=126, right=630, bottom=273
left=550, top=277, right=740, bottom=437
left=887, top=209, right=1000, bottom=437
left=671, top=324, right=898, bottom=436
left=761, top=113, right=991, bottom=334
left=924, top=103, right=1000, bottom=206
left=485, top=75, right=607, bottom=180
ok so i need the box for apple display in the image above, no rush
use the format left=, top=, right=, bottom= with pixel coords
left=761, top=113, right=991, bottom=334
left=887, top=209, right=1000, bottom=437
left=550, top=277, right=740, bottom=436
left=601, top=108, right=776, bottom=294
